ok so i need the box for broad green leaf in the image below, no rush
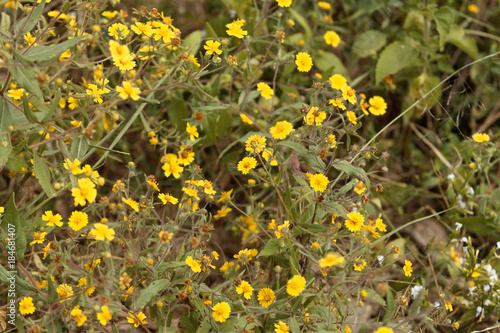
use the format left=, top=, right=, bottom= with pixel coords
left=383, top=286, right=394, bottom=324
left=314, top=52, right=349, bottom=79
left=3, top=194, right=27, bottom=262
left=289, top=317, right=301, bottom=333
left=352, top=30, right=387, bottom=59
left=135, top=279, right=170, bottom=310
left=432, top=6, right=454, bottom=51
left=9, top=64, right=44, bottom=99
left=21, top=92, right=39, bottom=123
left=408, top=73, right=442, bottom=113
left=47, top=275, right=58, bottom=303
left=183, top=30, right=203, bottom=54
left=205, top=22, right=218, bottom=38
left=0, top=100, right=13, bottom=167
left=167, top=98, right=189, bottom=130
left=33, top=153, right=57, bottom=198
left=286, top=239, right=300, bottom=275
left=258, top=238, right=284, bottom=257
left=331, top=160, right=370, bottom=189
left=24, top=35, right=85, bottom=64
left=70, top=136, right=88, bottom=161
left=446, top=24, right=478, bottom=59
left=16, top=0, right=46, bottom=37
left=276, top=141, right=325, bottom=173
left=375, top=41, right=418, bottom=85
left=1, top=12, right=11, bottom=32
left=289, top=9, right=312, bottom=42
left=322, top=201, right=347, bottom=217
left=0, top=266, right=37, bottom=295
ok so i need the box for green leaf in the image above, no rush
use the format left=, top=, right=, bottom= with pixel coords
left=375, top=41, right=418, bottom=85
left=314, top=52, right=349, bottom=79
left=0, top=266, right=36, bottom=295
left=167, top=98, right=189, bottom=130
left=352, top=30, right=387, bottom=59
left=297, top=223, right=329, bottom=233
left=183, top=30, right=203, bottom=54
left=47, top=275, right=58, bottom=303
left=383, top=286, right=394, bottom=324
left=1, top=12, right=11, bottom=32
left=258, top=238, right=284, bottom=257
left=135, top=279, right=170, bottom=310
left=70, top=136, right=88, bottom=161
left=289, top=317, right=301, bottom=333
left=205, top=22, right=218, bottom=38
left=3, top=194, right=27, bottom=262
left=16, top=0, right=46, bottom=37
left=432, top=6, right=454, bottom=51
left=286, top=239, right=300, bottom=275
left=24, top=35, right=85, bottom=64
left=322, top=201, right=347, bottom=216
left=0, top=100, right=13, bottom=168
left=42, top=88, right=61, bottom=122
left=289, top=9, right=312, bottom=43
left=21, top=92, right=39, bottom=123
left=9, top=64, right=44, bottom=99
left=276, top=141, right=325, bottom=173
left=331, top=160, right=370, bottom=189
left=33, top=153, right=57, bottom=198
left=446, top=24, right=478, bottom=59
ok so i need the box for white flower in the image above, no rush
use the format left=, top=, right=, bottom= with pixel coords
left=485, top=300, right=492, bottom=306
left=467, top=186, right=475, bottom=195
left=434, top=301, right=441, bottom=308
left=411, top=285, right=424, bottom=299
left=461, top=237, right=468, bottom=243
left=457, top=194, right=463, bottom=200
left=484, top=284, right=490, bottom=292
left=468, top=285, right=476, bottom=296
left=447, top=174, right=455, bottom=180
left=455, top=222, right=463, bottom=231
left=497, top=242, right=500, bottom=249
left=476, top=306, right=484, bottom=318
left=377, top=255, right=385, bottom=265
left=458, top=200, right=466, bottom=209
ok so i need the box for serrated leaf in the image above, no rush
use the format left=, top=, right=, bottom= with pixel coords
left=352, top=30, right=387, bottom=59
left=33, top=153, right=57, bottom=198
left=23, top=35, right=85, bottom=63
left=135, top=279, right=170, bottom=310
left=9, top=64, right=44, bottom=99
left=3, top=194, right=27, bottom=262
left=16, top=0, right=46, bottom=37
left=258, top=238, right=284, bottom=257
left=375, top=41, right=418, bottom=85
left=432, top=6, right=454, bottom=51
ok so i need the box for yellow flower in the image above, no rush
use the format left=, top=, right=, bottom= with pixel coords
left=131, top=22, right=154, bottom=37
left=236, top=280, right=253, bottom=299
left=186, top=122, right=199, bottom=141
left=275, top=321, right=289, bottom=333
left=353, top=258, right=367, bottom=271
left=86, top=83, right=109, bottom=104
left=186, top=256, right=202, bottom=272
left=329, top=98, right=346, bottom=110
left=89, top=223, right=115, bottom=241
left=64, top=158, right=82, bottom=175
left=403, top=260, right=412, bottom=277
left=318, top=1, right=332, bottom=9
left=177, top=147, right=195, bottom=166
left=159, top=230, right=174, bottom=243
left=122, top=197, right=139, bottom=212
left=303, top=107, right=326, bottom=126
left=226, top=19, right=248, bottom=39
left=102, top=10, right=117, bottom=18
left=30, top=232, right=47, bottom=246
left=153, top=23, right=175, bottom=43
left=7, top=88, right=25, bottom=100
left=445, top=301, right=453, bottom=312
left=368, top=96, right=387, bottom=116
left=295, top=52, right=313, bottom=72
left=309, top=173, right=329, bottom=192
left=240, top=113, right=254, bottom=125
left=375, top=218, right=387, bottom=232
left=71, top=178, right=97, bottom=206
left=59, top=49, right=71, bottom=62
left=113, top=54, right=136, bottom=71
left=262, top=149, right=278, bottom=166
left=237, top=157, right=258, bottom=175
left=116, top=81, right=141, bottom=100
left=330, top=73, right=348, bottom=89
left=354, top=181, right=365, bottom=194
left=108, top=23, right=130, bottom=39
left=258, top=287, right=276, bottom=307
left=257, top=82, right=274, bottom=100
left=319, top=253, right=345, bottom=268
left=214, top=207, right=232, bottom=220
left=212, top=302, right=231, bottom=323
left=374, top=328, right=394, bottom=333
left=42, top=210, right=63, bottom=227
left=276, top=0, right=292, bottom=7
left=159, top=193, right=178, bottom=205
left=97, top=306, right=112, bottom=325
left=24, top=32, right=37, bottom=46
left=57, top=284, right=74, bottom=302
left=472, top=133, right=490, bottom=142
left=204, top=40, right=222, bottom=55
left=68, top=97, right=79, bottom=109
left=286, top=275, right=306, bottom=296
left=19, top=297, right=36, bottom=315
left=324, top=30, right=340, bottom=47
left=270, top=121, right=293, bottom=140
left=342, top=86, right=357, bottom=104
left=345, top=211, right=364, bottom=232
left=109, top=40, right=130, bottom=59
left=468, top=4, right=478, bottom=13
left=162, top=154, right=184, bottom=178
left=68, top=211, right=88, bottom=231
left=127, top=311, right=147, bottom=327
left=245, top=135, right=266, bottom=154
left=218, top=189, right=233, bottom=203
left=346, top=111, right=357, bottom=125
left=182, top=187, right=200, bottom=201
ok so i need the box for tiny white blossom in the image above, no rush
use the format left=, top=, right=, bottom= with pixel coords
left=447, top=174, right=455, bottom=180
left=476, top=306, right=484, bottom=318
left=455, top=222, right=462, bottom=231
left=411, top=285, right=424, bottom=299
left=484, top=284, right=490, bottom=292
left=497, top=242, right=500, bottom=249
left=458, top=200, right=466, bottom=209
left=468, top=285, right=476, bottom=296
left=377, top=255, right=385, bottom=264
left=467, top=186, right=475, bottom=195
left=434, top=301, right=440, bottom=308
left=485, top=300, right=492, bottom=306
left=461, top=237, right=468, bottom=243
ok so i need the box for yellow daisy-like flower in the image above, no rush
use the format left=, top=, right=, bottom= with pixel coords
left=375, top=218, right=387, bottom=232
left=342, top=86, right=357, bottom=104
left=236, top=280, right=254, bottom=299
left=270, top=121, right=293, bottom=140
left=71, top=178, right=97, bottom=206
left=42, top=210, right=63, bottom=227
left=116, top=81, right=141, bottom=101
left=204, top=40, right=222, bottom=55
left=122, top=197, right=139, bottom=212
left=158, top=193, right=178, bottom=205
left=346, top=111, right=357, bottom=125
left=403, top=260, right=412, bottom=277
left=286, top=275, right=306, bottom=296
left=162, top=154, right=184, bottom=179
left=295, top=52, right=313, bottom=72
left=257, top=82, right=274, bottom=100
left=226, top=19, right=248, bottom=39
left=237, top=157, right=258, bottom=175
left=159, top=230, right=174, bottom=243
left=131, top=22, right=154, bottom=37
left=368, top=96, right=387, bottom=116
left=374, top=328, right=394, bottom=333
left=185, top=256, right=202, bottom=273
left=109, top=40, right=130, bottom=59
left=154, top=23, right=175, bottom=43
left=303, top=107, right=326, bottom=126
left=59, top=49, right=71, bottom=62
left=30, top=232, right=47, bottom=246
left=276, top=0, right=292, bottom=7
left=7, top=88, right=25, bottom=100
left=68, top=211, right=88, bottom=231
left=127, top=311, right=147, bottom=327
left=108, top=23, right=129, bottom=40
left=472, top=133, right=490, bottom=143
left=468, top=4, right=478, bottom=13
left=319, top=253, right=345, bottom=268
left=89, top=223, right=115, bottom=241
left=275, top=321, right=289, bottom=333
left=97, top=306, right=112, bottom=325
left=240, top=113, right=254, bottom=125
left=329, top=98, right=346, bottom=110
left=186, top=122, right=199, bottom=141
left=182, top=187, right=200, bottom=200
left=86, top=83, right=109, bottom=104
left=214, top=207, right=232, bottom=220
left=324, top=30, right=340, bottom=47
left=262, top=148, right=279, bottom=166
left=258, top=287, right=276, bottom=308
left=353, top=258, right=367, bottom=271
left=212, top=302, right=231, bottom=323
left=309, top=173, right=329, bottom=192
left=64, top=158, right=83, bottom=175
left=329, top=74, right=347, bottom=90
left=113, top=54, right=136, bottom=71
left=345, top=211, right=364, bottom=232
left=57, top=284, right=74, bottom=302
left=19, top=297, right=36, bottom=315
left=245, top=135, right=266, bottom=154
